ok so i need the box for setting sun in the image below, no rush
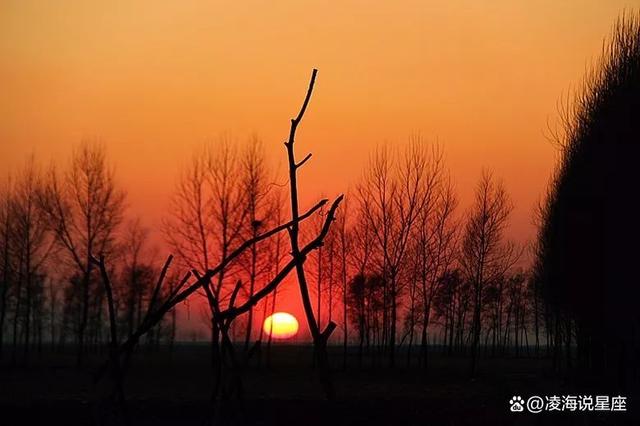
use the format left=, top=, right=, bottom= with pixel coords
left=263, top=312, right=299, bottom=340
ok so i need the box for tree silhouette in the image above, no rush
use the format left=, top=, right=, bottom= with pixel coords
left=9, top=158, right=51, bottom=363
left=535, top=12, right=640, bottom=389
left=37, top=141, right=126, bottom=365
left=356, top=142, right=434, bottom=366
left=239, top=136, right=274, bottom=353
left=460, top=170, right=519, bottom=377
left=284, top=69, right=343, bottom=399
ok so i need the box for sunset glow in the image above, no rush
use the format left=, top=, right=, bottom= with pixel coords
left=1, top=0, right=636, bottom=339
left=263, top=312, right=299, bottom=340
left=2, top=3, right=639, bottom=423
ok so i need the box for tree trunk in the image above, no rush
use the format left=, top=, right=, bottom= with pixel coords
left=77, top=263, right=92, bottom=366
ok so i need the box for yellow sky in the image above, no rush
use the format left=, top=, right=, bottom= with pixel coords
left=1, top=0, right=637, bottom=251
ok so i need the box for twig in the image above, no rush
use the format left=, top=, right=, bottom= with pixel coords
left=147, top=255, right=173, bottom=318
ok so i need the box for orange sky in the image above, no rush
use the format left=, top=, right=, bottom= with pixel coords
left=1, top=1, right=637, bottom=339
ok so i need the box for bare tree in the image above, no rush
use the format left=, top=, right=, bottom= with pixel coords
left=163, top=150, right=213, bottom=273
left=119, top=218, right=155, bottom=338
left=357, top=141, right=432, bottom=366
left=38, top=141, right=126, bottom=364
left=284, top=69, right=343, bottom=399
left=416, top=175, right=458, bottom=370
left=460, top=170, right=519, bottom=377
left=238, top=136, right=275, bottom=352
left=205, top=139, right=248, bottom=302
left=163, top=138, right=248, bottom=394
left=11, top=157, right=49, bottom=362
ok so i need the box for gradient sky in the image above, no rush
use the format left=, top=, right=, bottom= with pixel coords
left=1, top=1, right=636, bottom=339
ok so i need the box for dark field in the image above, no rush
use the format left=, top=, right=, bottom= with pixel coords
left=1, top=345, right=637, bottom=425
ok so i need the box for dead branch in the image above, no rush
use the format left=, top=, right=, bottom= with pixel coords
left=284, top=68, right=341, bottom=400
left=90, top=254, right=129, bottom=424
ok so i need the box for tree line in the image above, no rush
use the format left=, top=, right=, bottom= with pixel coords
left=0, top=64, right=587, bottom=399
left=0, top=136, right=550, bottom=375
left=534, top=12, right=640, bottom=391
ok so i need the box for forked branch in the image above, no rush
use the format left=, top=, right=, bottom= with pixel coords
left=284, top=68, right=342, bottom=400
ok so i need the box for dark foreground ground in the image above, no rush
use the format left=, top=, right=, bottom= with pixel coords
left=1, top=345, right=637, bottom=425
